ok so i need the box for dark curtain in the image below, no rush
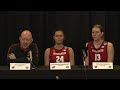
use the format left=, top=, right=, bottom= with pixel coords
left=0, top=11, right=120, bottom=65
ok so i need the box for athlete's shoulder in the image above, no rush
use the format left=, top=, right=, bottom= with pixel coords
left=107, top=42, right=114, bottom=47
left=64, top=46, right=71, bottom=49
left=45, top=48, right=50, bottom=52
left=68, top=47, right=72, bottom=49
left=49, top=46, right=54, bottom=49
left=66, top=47, right=74, bottom=52
left=86, top=41, right=93, bottom=46
left=103, top=41, right=108, bottom=45
left=103, top=41, right=113, bottom=46
left=44, top=48, right=50, bottom=55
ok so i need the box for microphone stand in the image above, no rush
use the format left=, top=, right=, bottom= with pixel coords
left=30, top=60, right=36, bottom=70
left=82, top=56, right=87, bottom=79
left=28, top=51, right=36, bottom=70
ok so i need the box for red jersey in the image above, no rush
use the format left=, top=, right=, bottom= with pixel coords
left=49, top=46, right=69, bottom=63
left=88, top=41, right=108, bottom=65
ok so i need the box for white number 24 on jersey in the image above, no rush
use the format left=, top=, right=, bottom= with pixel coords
left=56, top=56, right=64, bottom=62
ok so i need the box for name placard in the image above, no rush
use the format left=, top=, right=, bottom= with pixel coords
left=10, top=63, right=31, bottom=70
left=92, top=62, right=113, bottom=69
left=50, top=62, right=71, bottom=70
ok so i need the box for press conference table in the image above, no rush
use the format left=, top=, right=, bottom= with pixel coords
left=0, top=65, right=120, bottom=79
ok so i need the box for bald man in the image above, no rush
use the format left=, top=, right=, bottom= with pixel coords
left=7, top=30, right=39, bottom=67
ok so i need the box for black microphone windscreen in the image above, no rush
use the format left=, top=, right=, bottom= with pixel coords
left=82, top=49, right=87, bottom=58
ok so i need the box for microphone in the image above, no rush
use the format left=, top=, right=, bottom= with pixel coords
left=82, top=47, right=88, bottom=79
left=82, top=45, right=88, bottom=66
left=82, top=49, right=87, bottom=58
left=29, top=50, right=32, bottom=61
left=81, top=44, right=88, bottom=58
left=28, top=50, right=36, bottom=70
left=82, top=49, right=87, bottom=66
